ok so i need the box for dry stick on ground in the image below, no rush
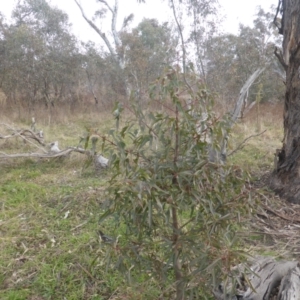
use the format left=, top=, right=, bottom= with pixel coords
left=261, top=204, right=300, bottom=223
left=259, top=193, right=300, bottom=223
left=227, top=130, right=267, bottom=157
left=0, top=123, right=99, bottom=160
left=0, top=147, right=87, bottom=159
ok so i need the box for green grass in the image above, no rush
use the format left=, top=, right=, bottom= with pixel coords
left=0, top=160, right=132, bottom=299
left=0, top=116, right=164, bottom=300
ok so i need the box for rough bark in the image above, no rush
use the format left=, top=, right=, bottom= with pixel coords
left=278, top=265, right=300, bottom=299
left=270, top=0, right=300, bottom=203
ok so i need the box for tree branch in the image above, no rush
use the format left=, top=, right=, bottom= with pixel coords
left=98, top=0, right=121, bottom=51
left=230, top=68, right=265, bottom=127
left=209, top=68, right=264, bottom=164
left=274, top=46, right=288, bottom=71
left=73, top=0, right=118, bottom=63
left=274, top=0, right=283, bottom=34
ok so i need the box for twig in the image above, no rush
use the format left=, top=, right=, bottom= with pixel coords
left=262, top=204, right=300, bottom=223
left=71, top=221, right=88, bottom=231
left=108, top=288, right=119, bottom=300
left=228, top=130, right=267, bottom=157
left=77, top=263, right=100, bottom=282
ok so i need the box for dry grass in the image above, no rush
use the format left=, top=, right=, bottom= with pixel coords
left=228, top=102, right=283, bottom=175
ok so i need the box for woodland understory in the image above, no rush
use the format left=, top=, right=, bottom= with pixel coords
left=2, top=0, right=300, bottom=299
left=0, top=100, right=295, bottom=300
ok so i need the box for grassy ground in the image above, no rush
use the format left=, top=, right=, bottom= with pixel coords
left=229, top=102, right=283, bottom=174
left=0, top=102, right=283, bottom=299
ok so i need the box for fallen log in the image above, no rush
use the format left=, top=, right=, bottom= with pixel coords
left=0, top=122, right=109, bottom=170
left=214, top=257, right=300, bottom=300
left=278, top=264, right=300, bottom=299
left=0, top=146, right=86, bottom=159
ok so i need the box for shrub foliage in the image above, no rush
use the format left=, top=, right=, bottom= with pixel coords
left=99, top=67, right=252, bottom=299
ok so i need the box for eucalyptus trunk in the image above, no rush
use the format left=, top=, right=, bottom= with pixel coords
left=271, top=0, right=300, bottom=203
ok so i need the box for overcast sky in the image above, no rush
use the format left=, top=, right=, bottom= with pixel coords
left=1, top=0, right=277, bottom=43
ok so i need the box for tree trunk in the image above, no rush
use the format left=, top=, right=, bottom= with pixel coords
left=270, top=0, right=300, bottom=203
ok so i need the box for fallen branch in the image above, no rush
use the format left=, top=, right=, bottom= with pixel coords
left=208, top=68, right=265, bottom=164
left=0, top=123, right=46, bottom=151
left=0, top=122, right=109, bottom=170
left=261, top=203, right=300, bottom=223
left=0, top=147, right=86, bottom=159
left=215, top=257, right=300, bottom=300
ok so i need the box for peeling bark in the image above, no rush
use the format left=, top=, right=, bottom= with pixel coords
left=214, top=257, right=300, bottom=300
left=208, top=68, right=264, bottom=164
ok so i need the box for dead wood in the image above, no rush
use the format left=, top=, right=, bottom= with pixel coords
left=0, top=122, right=109, bottom=169
left=0, top=123, right=45, bottom=146
left=278, top=265, right=300, bottom=299
left=215, top=257, right=299, bottom=300
left=261, top=203, right=300, bottom=223
left=0, top=147, right=86, bottom=159
left=209, top=68, right=265, bottom=164
left=229, top=68, right=265, bottom=128
left=214, top=188, right=300, bottom=300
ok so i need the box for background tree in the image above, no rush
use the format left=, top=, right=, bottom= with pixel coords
left=186, top=0, right=220, bottom=79
left=74, top=0, right=132, bottom=97
left=120, top=18, right=176, bottom=103
left=206, top=7, right=284, bottom=108
left=168, top=0, right=219, bottom=77
left=0, top=0, right=83, bottom=115
left=81, top=42, right=106, bottom=107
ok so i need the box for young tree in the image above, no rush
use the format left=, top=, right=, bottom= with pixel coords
left=99, top=67, right=252, bottom=300
left=271, top=0, right=300, bottom=203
